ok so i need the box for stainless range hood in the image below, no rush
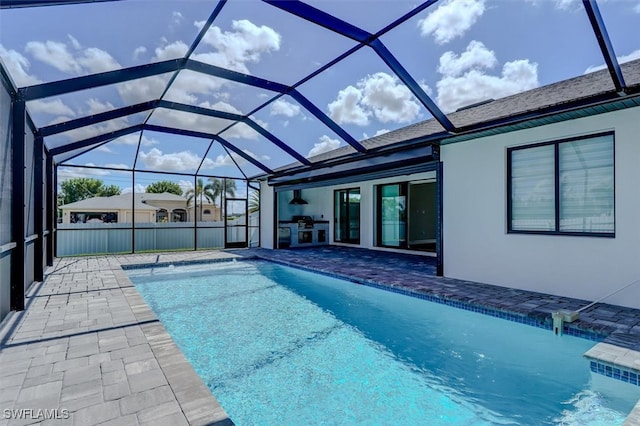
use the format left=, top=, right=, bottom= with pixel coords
left=289, top=189, right=308, bottom=205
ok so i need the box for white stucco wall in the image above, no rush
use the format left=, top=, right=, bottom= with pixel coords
left=263, top=171, right=436, bottom=255
left=441, top=106, right=640, bottom=309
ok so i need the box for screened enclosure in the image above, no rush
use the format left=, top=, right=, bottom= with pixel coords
left=1, top=0, right=638, bottom=319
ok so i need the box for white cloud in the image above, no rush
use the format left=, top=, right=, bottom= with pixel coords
left=64, top=117, right=129, bottom=142
left=25, top=40, right=80, bottom=73
left=195, top=19, right=281, bottom=74
left=419, top=0, right=485, bottom=44
left=149, top=107, right=234, bottom=137
left=172, top=11, right=184, bottom=26
left=553, top=0, right=581, bottom=11
left=438, top=40, right=497, bottom=77
left=116, top=73, right=172, bottom=105
left=635, top=2, right=640, bottom=13
left=361, top=73, right=421, bottom=123
left=97, top=145, right=113, bottom=153
left=104, top=163, right=129, bottom=169
left=199, top=100, right=242, bottom=115
left=28, top=98, right=76, bottom=117
left=157, top=68, right=226, bottom=106
left=57, top=163, right=111, bottom=181
left=0, top=44, right=42, bottom=87
left=60, top=98, right=133, bottom=142
left=363, top=130, right=390, bottom=139
left=138, top=148, right=212, bottom=172
left=196, top=101, right=265, bottom=139
left=584, top=49, right=640, bottom=74
left=202, top=149, right=271, bottom=169
left=122, top=184, right=146, bottom=194
left=329, top=72, right=422, bottom=126
left=205, top=148, right=266, bottom=170
left=270, top=99, right=301, bottom=117
left=210, top=154, right=236, bottom=168
left=133, top=46, right=147, bottom=60
left=153, top=40, right=188, bottom=61
left=120, top=18, right=279, bottom=125
left=112, top=134, right=159, bottom=147
left=47, top=116, right=74, bottom=126
left=307, top=135, right=340, bottom=157
left=76, top=47, right=120, bottom=73
left=436, top=56, right=539, bottom=112
left=67, top=34, right=82, bottom=50
left=25, top=37, right=120, bottom=75
left=178, top=180, right=193, bottom=194
left=419, top=81, right=433, bottom=97
left=328, top=85, right=370, bottom=125
left=221, top=118, right=269, bottom=141
left=86, top=98, right=114, bottom=115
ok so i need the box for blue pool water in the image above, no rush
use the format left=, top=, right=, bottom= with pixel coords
left=128, top=261, right=639, bottom=425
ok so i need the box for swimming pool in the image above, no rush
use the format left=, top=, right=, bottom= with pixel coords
left=128, top=260, right=639, bottom=425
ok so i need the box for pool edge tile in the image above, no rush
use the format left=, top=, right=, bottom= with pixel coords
left=584, top=343, right=640, bottom=390
left=116, top=263, right=235, bottom=426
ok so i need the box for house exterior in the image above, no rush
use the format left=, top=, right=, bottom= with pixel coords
left=259, top=59, right=640, bottom=309
left=59, top=194, right=158, bottom=224
left=59, top=192, right=221, bottom=224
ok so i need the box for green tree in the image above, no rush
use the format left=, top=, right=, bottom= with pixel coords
left=146, top=180, right=183, bottom=196
left=207, top=178, right=237, bottom=219
left=248, top=189, right=260, bottom=213
left=59, top=178, right=121, bottom=205
left=101, top=185, right=121, bottom=197
left=185, top=178, right=215, bottom=221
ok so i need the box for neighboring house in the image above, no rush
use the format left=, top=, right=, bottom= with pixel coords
left=259, top=59, right=640, bottom=309
left=138, top=192, right=191, bottom=223
left=59, top=194, right=158, bottom=224
left=59, top=192, right=221, bottom=223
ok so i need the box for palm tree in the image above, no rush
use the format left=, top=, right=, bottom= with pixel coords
left=185, top=178, right=215, bottom=221
left=207, top=178, right=237, bottom=219
left=248, top=190, right=260, bottom=213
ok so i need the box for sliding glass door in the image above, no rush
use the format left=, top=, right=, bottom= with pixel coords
left=377, top=183, right=407, bottom=248
left=376, top=181, right=436, bottom=252
left=334, top=188, right=360, bottom=244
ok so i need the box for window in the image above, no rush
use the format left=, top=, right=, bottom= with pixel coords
left=203, top=209, right=211, bottom=215
left=375, top=181, right=437, bottom=251
left=156, top=209, right=168, bottom=223
left=334, top=188, right=360, bottom=244
left=377, top=183, right=407, bottom=248
left=508, top=133, right=614, bottom=236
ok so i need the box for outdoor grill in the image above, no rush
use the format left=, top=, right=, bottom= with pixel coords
left=292, top=215, right=314, bottom=229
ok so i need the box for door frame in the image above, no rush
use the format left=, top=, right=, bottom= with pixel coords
left=224, top=197, right=248, bottom=249
left=333, top=187, right=361, bottom=244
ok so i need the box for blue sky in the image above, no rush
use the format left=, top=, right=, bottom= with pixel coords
left=1, top=0, right=638, bottom=194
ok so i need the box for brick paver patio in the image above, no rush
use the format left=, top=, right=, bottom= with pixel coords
left=0, top=252, right=238, bottom=426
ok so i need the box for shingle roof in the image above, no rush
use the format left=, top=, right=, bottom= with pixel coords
left=60, top=194, right=159, bottom=210
left=271, top=58, right=640, bottom=174
left=137, top=192, right=187, bottom=202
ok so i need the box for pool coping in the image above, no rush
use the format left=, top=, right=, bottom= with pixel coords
left=112, top=267, right=234, bottom=426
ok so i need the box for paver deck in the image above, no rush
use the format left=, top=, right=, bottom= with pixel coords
left=0, top=251, right=239, bottom=426
left=1, top=246, right=639, bottom=425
